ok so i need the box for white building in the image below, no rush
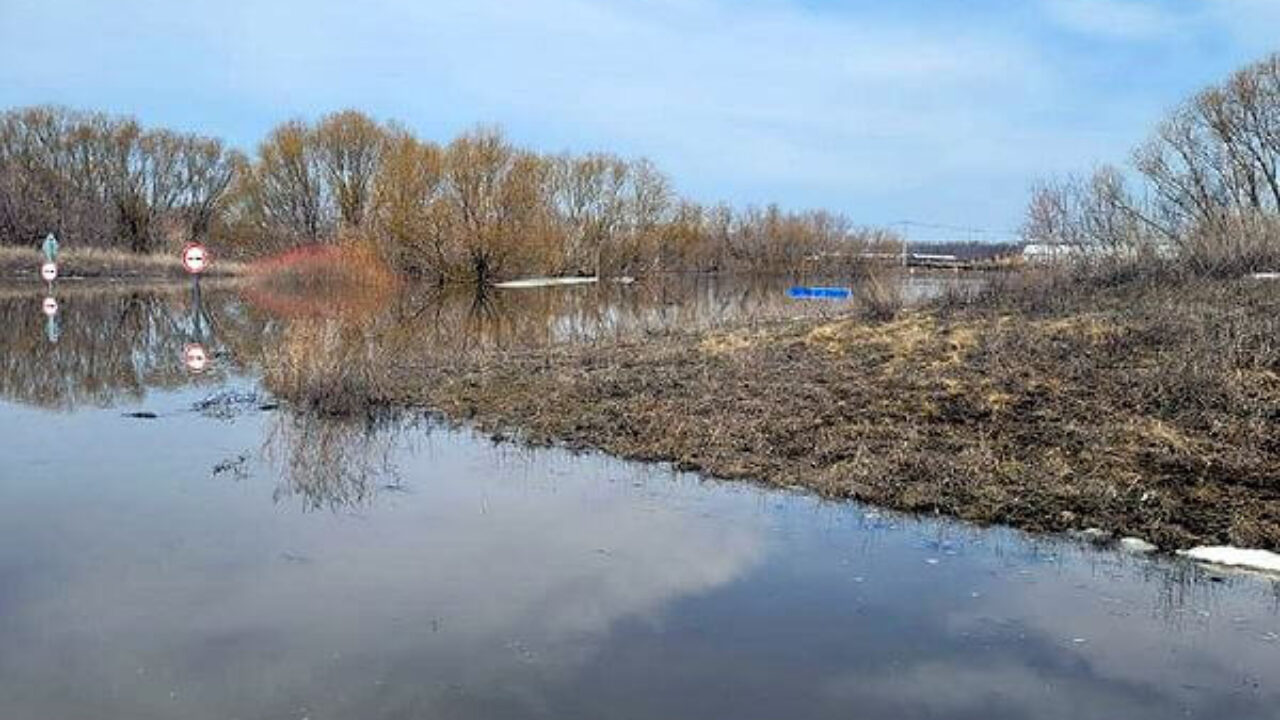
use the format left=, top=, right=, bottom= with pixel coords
left=1022, top=242, right=1177, bottom=263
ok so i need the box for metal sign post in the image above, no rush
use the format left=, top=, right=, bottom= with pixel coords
left=42, top=296, right=60, bottom=344
left=182, top=242, right=210, bottom=339
left=182, top=242, right=211, bottom=373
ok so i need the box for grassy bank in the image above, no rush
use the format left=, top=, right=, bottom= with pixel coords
left=0, top=246, right=244, bottom=280
left=274, top=273, right=1280, bottom=551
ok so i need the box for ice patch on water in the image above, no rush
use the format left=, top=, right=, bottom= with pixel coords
left=1178, top=546, right=1280, bottom=574
left=1118, top=537, right=1157, bottom=554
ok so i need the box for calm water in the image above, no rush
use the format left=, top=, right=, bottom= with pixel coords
left=1, top=277, right=1277, bottom=720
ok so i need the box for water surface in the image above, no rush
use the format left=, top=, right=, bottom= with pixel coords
left=0, top=277, right=1276, bottom=719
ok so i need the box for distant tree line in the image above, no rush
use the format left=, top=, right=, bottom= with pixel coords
left=0, top=107, right=898, bottom=281
left=1024, top=53, right=1280, bottom=275
left=909, top=241, right=1021, bottom=261
left=0, top=107, right=237, bottom=254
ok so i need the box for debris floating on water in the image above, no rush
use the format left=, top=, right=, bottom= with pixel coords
left=193, top=389, right=265, bottom=419
left=211, top=454, right=249, bottom=480
left=1118, top=537, right=1158, bottom=554
left=1069, top=528, right=1111, bottom=545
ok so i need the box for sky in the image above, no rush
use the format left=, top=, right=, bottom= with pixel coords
left=1, top=0, right=1277, bottom=241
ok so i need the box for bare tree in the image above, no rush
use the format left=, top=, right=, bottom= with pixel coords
left=177, top=137, right=238, bottom=243
left=1, top=105, right=907, bottom=279
left=443, top=128, right=550, bottom=282
left=372, top=129, right=448, bottom=275
left=249, top=120, right=327, bottom=242
left=313, top=110, right=386, bottom=230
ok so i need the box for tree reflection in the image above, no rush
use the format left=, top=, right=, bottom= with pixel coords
left=0, top=286, right=240, bottom=408
left=0, top=274, right=957, bottom=412
left=261, top=407, right=410, bottom=511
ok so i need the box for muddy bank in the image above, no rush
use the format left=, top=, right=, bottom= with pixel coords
left=282, top=278, right=1280, bottom=551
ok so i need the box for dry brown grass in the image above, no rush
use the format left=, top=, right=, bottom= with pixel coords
left=0, top=246, right=245, bottom=280
left=266, top=273, right=1280, bottom=551
left=257, top=265, right=1280, bottom=548
left=856, top=267, right=905, bottom=322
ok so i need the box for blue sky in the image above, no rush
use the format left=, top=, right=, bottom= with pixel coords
left=1, top=0, right=1277, bottom=240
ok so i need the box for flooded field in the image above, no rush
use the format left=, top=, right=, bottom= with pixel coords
left=1, top=276, right=1278, bottom=720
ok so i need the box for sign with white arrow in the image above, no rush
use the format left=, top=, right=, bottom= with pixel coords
left=183, top=343, right=209, bottom=373
left=182, top=243, right=209, bottom=275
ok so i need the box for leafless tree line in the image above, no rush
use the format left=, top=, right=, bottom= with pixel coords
left=1024, top=53, right=1280, bottom=275
left=0, top=107, right=238, bottom=253
left=1, top=106, right=896, bottom=281
left=232, top=113, right=895, bottom=280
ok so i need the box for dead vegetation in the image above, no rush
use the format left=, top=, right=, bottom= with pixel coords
left=0, top=246, right=243, bottom=280
left=855, top=269, right=905, bottom=322
left=271, top=273, right=1280, bottom=551
left=1024, top=53, right=1280, bottom=276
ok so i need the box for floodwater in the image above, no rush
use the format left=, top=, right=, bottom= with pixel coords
left=1, top=276, right=1277, bottom=720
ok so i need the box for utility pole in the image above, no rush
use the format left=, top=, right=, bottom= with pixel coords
left=897, top=222, right=909, bottom=268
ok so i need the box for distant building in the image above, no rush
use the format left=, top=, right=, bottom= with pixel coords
left=1021, top=241, right=1177, bottom=263
left=1021, top=243, right=1084, bottom=263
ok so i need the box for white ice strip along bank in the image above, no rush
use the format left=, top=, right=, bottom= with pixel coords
left=1178, top=546, right=1280, bottom=574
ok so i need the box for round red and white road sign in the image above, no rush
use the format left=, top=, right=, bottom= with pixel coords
left=40, top=262, right=58, bottom=282
left=182, top=243, right=209, bottom=274
left=41, top=297, right=58, bottom=317
left=183, top=343, right=209, bottom=373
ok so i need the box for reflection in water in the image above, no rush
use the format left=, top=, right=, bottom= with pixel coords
left=42, top=297, right=59, bottom=343
left=0, top=286, right=233, bottom=408
left=0, top=273, right=977, bottom=411
left=3, top=275, right=1278, bottom=718
left=262, top=408, right=408, bottom=511
left=250, top=273, right=984, bottom=412
left=188, top=278, right=214, bottom=345
left=0, top=389, right=1277, bottom=719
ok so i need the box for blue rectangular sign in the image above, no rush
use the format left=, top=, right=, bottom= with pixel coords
left=787, top=286, right=852, bottom=300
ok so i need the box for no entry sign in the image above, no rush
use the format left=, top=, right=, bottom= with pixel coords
left=182, top=243, right=209, bottom=274
left=183, top=343, right=209, bottom=373
left=40, top=262, right=57, bottom=282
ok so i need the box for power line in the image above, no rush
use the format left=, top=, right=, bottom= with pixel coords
left=890, top=219, right=1022, bottom=240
